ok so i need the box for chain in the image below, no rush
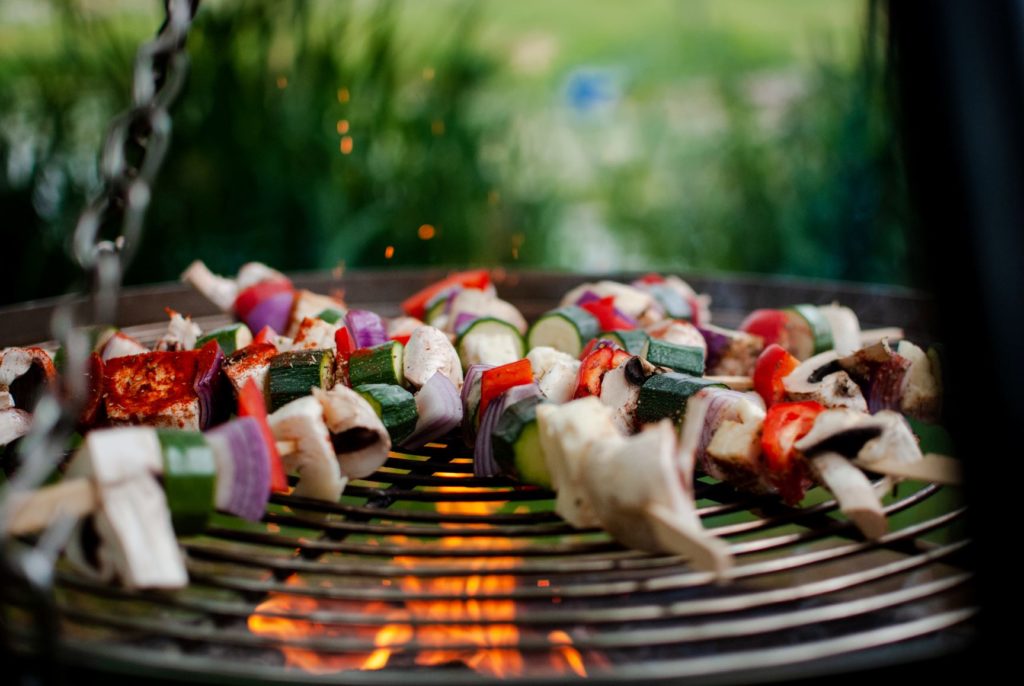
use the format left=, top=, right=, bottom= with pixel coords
left=1, top=0, right=200, bottom=665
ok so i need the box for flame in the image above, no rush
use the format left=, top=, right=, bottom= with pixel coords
left=249, top=473, right=599, bottom=677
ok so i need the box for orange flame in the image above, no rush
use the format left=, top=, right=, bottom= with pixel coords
left=249, top=475, right=599, bottom=677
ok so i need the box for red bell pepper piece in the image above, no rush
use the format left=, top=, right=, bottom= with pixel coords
left=580, top=296, right=636, bottom=331
left=761, top=400, right=825, bottom=504
left=77, top=352, right=105, bottom=429
left=574, top=340, right=631, bottom=398
left=479, top=359, right=534, bottom=418
left=637, top=273, right=665, bottom=285
left=685, top=295, right=703, bottom=327
left=753, top=343, right=800, bottom=408
left=400, top=269, right=491, bottom=320
left=252, top=325, right=277, bottom=346
left=237, top=378, right=289, bottom=493
left=334, top=326, right=356, bottom=361
left=390, top=333, right=412, bottom=347
left=739, top=308, right=790, bottom=348
left=234, top=279, right=294, bottom=320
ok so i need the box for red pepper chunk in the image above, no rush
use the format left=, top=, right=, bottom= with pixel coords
left=390, top=333, right=412, bottom=347
left=237, top=378, right=289, bottom=493
left=479, top=359, right=534, bottom=419
left=334, top=326, right=356, bottom=361
left=252, top=325, right=277, bottom=346
left=753, top=343, right=800, bottom=407
left=401, top=269, right=491, bottom=320
left=761, top=401, right=825, bottom=504
left=637, top=273, right=666, bottom=285
left=574, top=341, right=631, bottom=398
left=580, top=296, right=635, bottom=331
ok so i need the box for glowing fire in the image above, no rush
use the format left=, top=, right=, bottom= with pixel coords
left=248, top=481, right=592, bottom=677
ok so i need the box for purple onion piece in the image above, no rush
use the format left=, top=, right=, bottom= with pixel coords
left=611, top=305, right=637, bottom=328
left=453, top=312, right=478, bottom=335
left=575, top=290, right=602, bottom=306
left=194, top=342, right=228, bottom=430
left=400, top=373, right=463, bottom=449
left=443, top=287, right=461, bottom=314
left=474, top=382, right=541, bottom=478
left=345, top=309, right=389, bottom=349
left=244, top=291, right=294, bottom=338
left=206, top=417, right=271, bottom=521
left=460, top=363, right=494, bottom=446
left=698, top=326, right=733, bottom=372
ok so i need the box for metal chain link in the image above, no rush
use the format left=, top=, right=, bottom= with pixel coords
left=1, top=0, right=199, bottom=670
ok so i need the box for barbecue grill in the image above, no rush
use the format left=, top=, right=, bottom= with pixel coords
left=0, top=271, right=974, bottom=684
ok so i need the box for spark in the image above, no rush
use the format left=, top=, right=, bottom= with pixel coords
left=340, top=136, right=353, bottom=154
left=385, top=245, right=395, bottom=259
left=276, top=76, right=288, bottom=89
left=337, top=87, right=350, bottom=103
left=337, top=119, right=350, bottom=134
left=418, top=224, right=436, bottom=240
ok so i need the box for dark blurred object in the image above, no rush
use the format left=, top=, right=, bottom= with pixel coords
left=888, top=0, right=1023, bottom=667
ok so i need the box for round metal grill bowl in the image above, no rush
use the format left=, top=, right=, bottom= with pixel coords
left=0, top=270, right=973, bottom=684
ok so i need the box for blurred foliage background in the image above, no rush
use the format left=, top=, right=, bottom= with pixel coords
left=0, top=0, right=909, bottom=306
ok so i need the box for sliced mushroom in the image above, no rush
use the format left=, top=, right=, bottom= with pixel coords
left=0, top=408, right=31, bottom=448
left=598, top=364, right=640, bottom=435
left=268, top=396, right=347, bottom=501
left=818, top=304, right=862, bottom=356
left=403, top=325, right=464, bottom=390
left=312, top=386, right=391, bottom=480
left=180, top=260, right=238, bottom=312
left=581, top=420, right=731, bottom=575
left=447, top=288, right=528, bottom=334
left=0, top=347, right=57, bottom=412
left=782, top=351, right=867, bottom=411
left=895, top=340, right=942, bottom=422
left=535, top=397, right=622, bottom=528
left=63, top=427, right=187, bottom=589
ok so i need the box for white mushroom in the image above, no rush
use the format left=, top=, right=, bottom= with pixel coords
left=527, top=346, right=580, bottom=404
left=783, top=351, right=868, bottom=411
left=268, top=396, right=347, bottom=501
left=63, top=427, right=186, bottom=589
left=0, top=408, right=31, bottom=447
left=312, top=386, right=391, bottom=480
left=535, top=397, right=622, bottom=528
left=447, top=288, right=528, bottom=334
left=403, top=326, right=464, bottom=390
left=181, top=260, right=238, bottom=312
left=581, top=420, right=731, bottom=574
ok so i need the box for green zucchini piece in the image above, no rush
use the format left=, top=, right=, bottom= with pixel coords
left=636, top=372, right=727, bottom=425
left=268, top=349, right=335, bottom=411
left=645, top=283, right=694, bottom=321
left=195, top=323, right=253, bottom=355
left=424, top=291, right=453, bottom=326
left=315, top=308, right=345, bottom=324
left=601, top=329, right=650, bottom=355
left=348, top=341, right=405, bottom=387
left=157, top=429, right=216, bottom=535
left=642, top=338, right=705, bottom=376
left=527, top=306, right=600, bottom=357
left=354, top=383, right=418, bottom=443
left=492, top=396, right=550, bottom=488
left=788, top=304, right=834, bottom=356
left=456, top=317, right=525, bottom=367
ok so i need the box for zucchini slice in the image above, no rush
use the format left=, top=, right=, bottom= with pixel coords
left=157, top=429, right=216, bottom=535
left=786, top=304, right=834, bottom=359
left=456, top=317, right=525, bottom=368
left=492, top=396, right=550, bottom=488
left=527, top=306, right=600, bottom=357
left=195, top=323, right=253, bottom=356
left=268, top=349, right=335, bottom=411
left=354, top=383, right=418, bottom=443
left=642, top=338, right=705, bottom=376
left=348, top=341, right=405, bottom=387
left=636, top=372, right=727, bottom=425
left=601, top=329, right=650, bottom=356
left=645, top=283, right=694, bottom=321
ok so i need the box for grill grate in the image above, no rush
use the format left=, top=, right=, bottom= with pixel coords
left=0, top=277, right=973, bottom=683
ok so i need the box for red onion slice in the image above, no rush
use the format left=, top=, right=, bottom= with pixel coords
left=206, top=416, right=271, bottom=521
left=400, top=373, right=463, bottom=449
left=460, top=363, right=494, bottom=446
left=453, top=312, right=478, bottom=335
left=698, top=326, right=732, bottom=372
left=243, top=291, right=294, bottom=338
left=194, top=341, right=229, bottom=430
left=695, top=388, right=747, bottom=475
left=345, top=309, right=389, bottom=349
left=474, top=382, right=541, bottom=477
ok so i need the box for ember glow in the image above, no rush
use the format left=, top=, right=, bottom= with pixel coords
left=248, top=480, right=593, bottom=677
